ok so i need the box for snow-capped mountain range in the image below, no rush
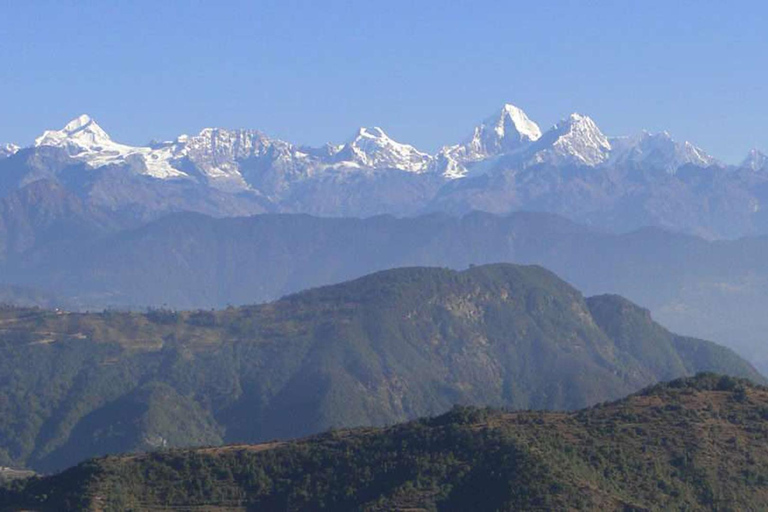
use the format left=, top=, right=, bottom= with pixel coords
left=1, top=103, right=767, bottom=237
left=5, top=103, right=742, bottom=188
left=34, top=114, right=187, bottom=179
left=22, top=114, right=440, bottom=190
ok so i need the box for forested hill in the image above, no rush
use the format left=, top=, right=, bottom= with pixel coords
left=0, top=264, right=761, bottom=473
left=3, top=374, right=768, bottom=511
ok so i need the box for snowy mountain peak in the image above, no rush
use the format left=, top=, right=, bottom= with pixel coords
left=335, top=126, right=432, bottom=172
left=608, top=131, right=717, bottom=172
left=496, top=104, right=542, bottom=142
left=561, top=113, right=603, bottom=134
left=531, top=113, right=612, bottom=166
left=14, top=105, right=735, bottom=193
left=441, top=103, right=542, bottom=173
left=472, top=103, right=541, bottom=151
left=681, top=141, right=715, bottom=167
left=0, top=143, right=19, bottom=159
left=175, top=127, right=289, bottom=190
left=35, top=114, right=113, bottom=148
left=355, top=126, right=388, bottom=140
left=742, top=148, right=768, bottom=172
left=63, top=114, right=97, bottom=133
left=32, top=115, right=187, bottom=179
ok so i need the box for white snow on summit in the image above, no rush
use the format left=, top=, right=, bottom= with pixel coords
left=35, top=114, right=113, bottom=148
left=530, top=113, right=612, bottom=167
left=32, top=116, right=440, bottom=186
left=493, top=104, right=542, bottom=141
left=332, top=127, right=433, bottom=173
left=436, top=104, right=542, bottom=178
left=0, top=143, right=19, bottom=159
left=25, top=105, right=728, bottom=189
left=463, top=104, right=542, bottom=156
left=451, top=105, right=541, bottom=159
left=608, top=131, right=716, bottom=172
left=178, top=128, right=285, bottom=190
left=34, top=115, right=188, bottom=179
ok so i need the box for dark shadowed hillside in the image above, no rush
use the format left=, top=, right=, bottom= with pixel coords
left=4, top=374, right=768, bottom=511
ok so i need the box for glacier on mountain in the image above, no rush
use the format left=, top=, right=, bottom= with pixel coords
left=34, top=115, right=188, bottom=179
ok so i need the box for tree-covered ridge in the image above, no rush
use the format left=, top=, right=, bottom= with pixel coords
left=0, top=264, right=761, bottom=473
left=3, top=374, right=768, bottom=511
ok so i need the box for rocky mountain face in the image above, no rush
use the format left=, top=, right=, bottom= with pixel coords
left=0, top=264, right=759, bottom=473
left=3, top=105, right=767, bottom=237
left=5, top=373, right=768, bottom=511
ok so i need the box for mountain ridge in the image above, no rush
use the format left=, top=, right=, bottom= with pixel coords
left=8, top=207, right=768, bottom=372
left=4, top=373, right=768, bottom=511
left=0, top=263, right=759, bottom=473
left=5, top=103, right=768, bottom=237
left=27, top=105, right=729, bottom=185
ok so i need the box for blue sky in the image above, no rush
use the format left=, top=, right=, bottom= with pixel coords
left=1, top=0, right=766, bottom=162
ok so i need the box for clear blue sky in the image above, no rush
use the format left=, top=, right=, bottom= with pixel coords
left=1, top=0, right=766, bottom=163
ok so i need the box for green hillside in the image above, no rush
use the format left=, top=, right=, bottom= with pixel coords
left=0, top=264, right=760, bottom=473
left=3, top=374, right=768, bottom=511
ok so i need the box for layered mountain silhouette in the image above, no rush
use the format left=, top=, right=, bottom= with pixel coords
left=0, top=264, right=759, bottom=473
left=4, top=205, right=768, bottom=371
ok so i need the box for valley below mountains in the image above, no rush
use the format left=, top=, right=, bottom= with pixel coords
left=0, top=264, right=759, bottom=474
